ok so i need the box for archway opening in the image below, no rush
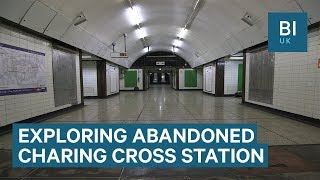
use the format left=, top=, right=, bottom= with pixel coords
left=130, top=51, right=191, bottom=86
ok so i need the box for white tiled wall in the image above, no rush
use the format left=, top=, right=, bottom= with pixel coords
left=82, top=61, right=98, bottom=97
left=203, top=63, right=216, bottom=94
left=179, top=69, right=203, bottom=90
left=224, top=61, right=242, bottom=95
left=75, top=56, right=82, bottom=104
left=246, top=28, right=320, bottom=120
left=106, top=63, right=119, bottom=96
left=0, top=23, right=82, bottom=127
left=274, top=29, right=320, bottom=119
left=171, top=71, right=177, bottom=89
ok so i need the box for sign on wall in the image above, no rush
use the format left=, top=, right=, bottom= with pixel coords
left=0, top=43, right=47, bottom=96
left=110, top=52, right=128, bottom=58
left=156, top=61, right=165, bottom=66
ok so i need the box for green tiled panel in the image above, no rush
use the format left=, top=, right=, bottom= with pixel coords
left=184, top=70, right=197, bottom=87
left=124, top=71, right=137, bottom=88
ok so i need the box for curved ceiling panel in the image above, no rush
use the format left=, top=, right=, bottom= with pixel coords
left=0, top=0, right=318, bottom=68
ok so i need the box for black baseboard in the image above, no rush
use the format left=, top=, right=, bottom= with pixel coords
left=203, top=91, right=215, bottom=96
left=243, top=102, right=320, bottom=128
left=84, top=96, right=100, bottom=99
left=107, top=92, right=120, bottom=97
left=203, top=91, right=236, bottom=97
left=0, top=104, right=84, bottom=135
left=120, top=89, right=146, bottom=91
left=177, top=89, right=203, bottom=91
left=84, top=92, right=120, bottom=99
left=224, top=94, right=236, bottom=97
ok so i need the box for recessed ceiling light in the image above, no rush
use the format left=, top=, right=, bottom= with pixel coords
left=178, top=28, right=188, bottom=39
left=230, top=56, right=243, bottom=60
left=173, top=39, right=183, bottom=47
left=143, top=46, right=151, bottom=53
left=126, top=6, right=142, bottom=26
left=136, top=28, right=147, bottom=39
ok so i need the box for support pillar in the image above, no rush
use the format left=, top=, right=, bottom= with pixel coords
left=97, top=61, right=107, bottom=98
left=215, top=59, right=225, bottom=97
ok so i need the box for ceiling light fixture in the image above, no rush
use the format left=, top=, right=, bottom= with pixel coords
left=126, top=0, right=149, bottom=49
left=194, top=0, right=201, bottom=9
left=136, top=28, right=147, bottom=39
left=173, top=39, right=183, bottom=47
left=178, top=28, right=188, bottom=39
left=241, top=12, right=254, bottom=26
left=230, top=56, right=244, bottom=60
left=143, top=46, right=151, bottom=53
left=82, top=55, right=92, bottom=59
left=74, top=12, right=87, bottom=26
left=126, top=6, right=142, bottom=26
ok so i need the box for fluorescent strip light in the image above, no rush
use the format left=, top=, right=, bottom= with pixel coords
left=136, top=28, right=147, bottom=39
left=230, top=56, right=243, bottom=60
left=173, top=39, right=183, bottom=47
left=194, top=0, right=200, bottom=9
left=173, top=46, right=180, bottom=53
left=178, top=28, right=188, bottom=39
left=126, top=6, right=142, bottom=26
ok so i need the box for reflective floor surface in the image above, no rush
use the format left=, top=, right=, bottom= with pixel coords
left=1, top=85, right=320, bottom=179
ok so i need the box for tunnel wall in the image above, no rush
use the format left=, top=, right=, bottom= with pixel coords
left=178, top=69, right=203, bottom=90
left=224, top=61, right=243, bottom=95
left=171, top=70, right=177, bottom=90
left=83, top=61, right=119, bottom=97
left=144, top=71, right=150, bottom=90
left=203, top=63, right=216, bottom=94
left=203, top=60, right=242, bottom=95
left=83, top=61, right=98, bottom=97
left=106, top=64, right=120, bottom=96
left=0, top=23, right=82, bottom=127
left=245, top=28, right=320, bottom=120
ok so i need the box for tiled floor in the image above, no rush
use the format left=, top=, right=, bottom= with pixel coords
left=1, top=85, right=320, bottom=179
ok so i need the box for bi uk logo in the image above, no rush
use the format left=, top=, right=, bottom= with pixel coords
left=268, top=12, right=308, bottom=52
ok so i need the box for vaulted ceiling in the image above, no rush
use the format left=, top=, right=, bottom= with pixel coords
left=0, top=0, right=319, bottom=68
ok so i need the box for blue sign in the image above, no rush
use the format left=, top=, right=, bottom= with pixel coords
left=268, top=12, right=308, bottom=52
left=12, top=124, right=268, bottom=168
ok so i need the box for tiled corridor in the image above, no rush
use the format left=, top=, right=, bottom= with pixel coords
left=1, top=85, right=320, bottom=179
left=2, top=85, right=320, bottom=150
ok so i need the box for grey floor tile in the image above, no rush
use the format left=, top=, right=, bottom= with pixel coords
left=121, top=168, right=235, bottom=179
left=135, top=120, right=200, bottom=124
left=0, top=133, right=12, bottom=150
left=26, top=168, right=123, bottom=178
left=1, top=85, right=319, bottom=151
left=210, top=119, right=257, bottom=124
left=258, top=119, right=320, bottom=144
left=0, top=150, right=36, bottom=178
left=23, top=178, right=118, bottom=180
left=257, top=127, right=296, bottom=146
left=282, top=145, right=320, bottom=163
